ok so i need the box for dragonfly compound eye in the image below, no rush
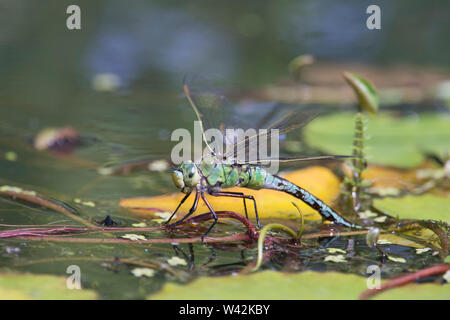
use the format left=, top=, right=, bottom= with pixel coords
left=183, top=163, right=200, bottom=187
left=171, top=170, right=185, bottom=190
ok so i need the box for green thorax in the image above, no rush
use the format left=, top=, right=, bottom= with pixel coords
left=198, top=155, right=271, bottom=190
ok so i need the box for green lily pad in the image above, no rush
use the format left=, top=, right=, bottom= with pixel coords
left=373, top=195, right=450, bottom=222
left=149, top=271, right=368, bottom=300
left=374, top=283, right=450, bottom=300
left=0, top=272, right=98, bottom=300
left=304, top=113, right=450, bottom=168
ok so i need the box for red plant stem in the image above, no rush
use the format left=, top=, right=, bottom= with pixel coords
left=359, top=264, right=450, bottom=300
left=168, top=211, right=258, bottom=240
left=0, top=210, right=257, bottom=238
left=12, top=233, right=252, bottom=244
left=1, top=210, right=257, bottom=243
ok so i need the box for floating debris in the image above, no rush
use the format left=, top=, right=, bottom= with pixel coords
left=416, top=248, right=432, bottom=254
left=33, top=126, right=80, bottom=152
left=4, top=151, right=17, bottom=161
left=98, top=157, right=167, bottom=176
left=132, top=222, right=147, bottom=228
left=92, top=73, right=121, bottom=92
left=73, top=198, right=96, bottom=207
left=387, top=256, right=406, bottom=263
left=120, top=234, right=147, bottom=241
left=131, top=268, right=155, bottom=278
left=5, top=247, right=21, bottom=254
left=167, top=256, right=187, bottom=266
left=373, top=216, right=387, bottom=223
left=0, top=185, right=36, bottom=196
left=368, top=186, right=401, bottom=197
left=327, top=248, right=347, bottom=254
left=148, top=159, right=170, bottom=172
left=358, top=210, right=378, bottom=219
left=324, top=255, right=347, bottom=263
left=152, top=212, right=172, bottom=224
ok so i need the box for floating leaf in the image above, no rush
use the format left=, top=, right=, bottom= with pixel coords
left=304, top=113, right=450, bottom=168
left=149, top=271, right=368, bottom=300
left=380, top=228, right=440, bottom=249
left=373, top=194, right=450, bottom=222
left=120, top=166, right=341, bottom=220
left=0, top=272, right=98, bottom=299
left=343, top=72, right=378, bottom=115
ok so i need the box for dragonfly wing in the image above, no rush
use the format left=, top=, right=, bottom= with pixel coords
left=183, top=75, right=279, bottom=159
left=237, top=155, right=356, bottom=166
left=223, top=106, right=322, bottom=162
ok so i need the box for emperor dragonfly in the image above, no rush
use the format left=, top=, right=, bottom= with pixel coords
left=168, top=80, right=360, bottom=241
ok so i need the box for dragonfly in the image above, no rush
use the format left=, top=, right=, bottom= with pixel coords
left=168, top=78, right=361, bottom=240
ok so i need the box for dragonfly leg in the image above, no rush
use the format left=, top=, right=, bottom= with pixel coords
left=200, top=192, right=218, bottom=242
left=166, top=192, right=191, bottom=224
left=209, top=191, right=261, bottom=229
left=169, top=190, right=199, bottom=227
left=210, top=191, right=249, bottom=219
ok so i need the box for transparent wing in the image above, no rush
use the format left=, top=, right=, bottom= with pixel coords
left=182, top=75, right=351, bottom=167
left=239, top=155, right=356, bottom=166
left=223, top=107, right=321, bottom=162
left=183, top=75, right=281, bottom=159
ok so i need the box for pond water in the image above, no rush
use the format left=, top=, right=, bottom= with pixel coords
left=0, top=1, right=448, bottom=299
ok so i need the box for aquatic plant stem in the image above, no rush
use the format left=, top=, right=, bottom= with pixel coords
left=359, top=264, right=450, bottom=300
left=0, top=188, right=96, bottom=228
left=291, top=202, right=304, bottom=239
left=11, top=233, right=252, bottom=244
left=251, top=223, right=298, bottom=272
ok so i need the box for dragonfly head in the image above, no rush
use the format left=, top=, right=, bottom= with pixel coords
left=171, top=161, right=201, bottom=193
